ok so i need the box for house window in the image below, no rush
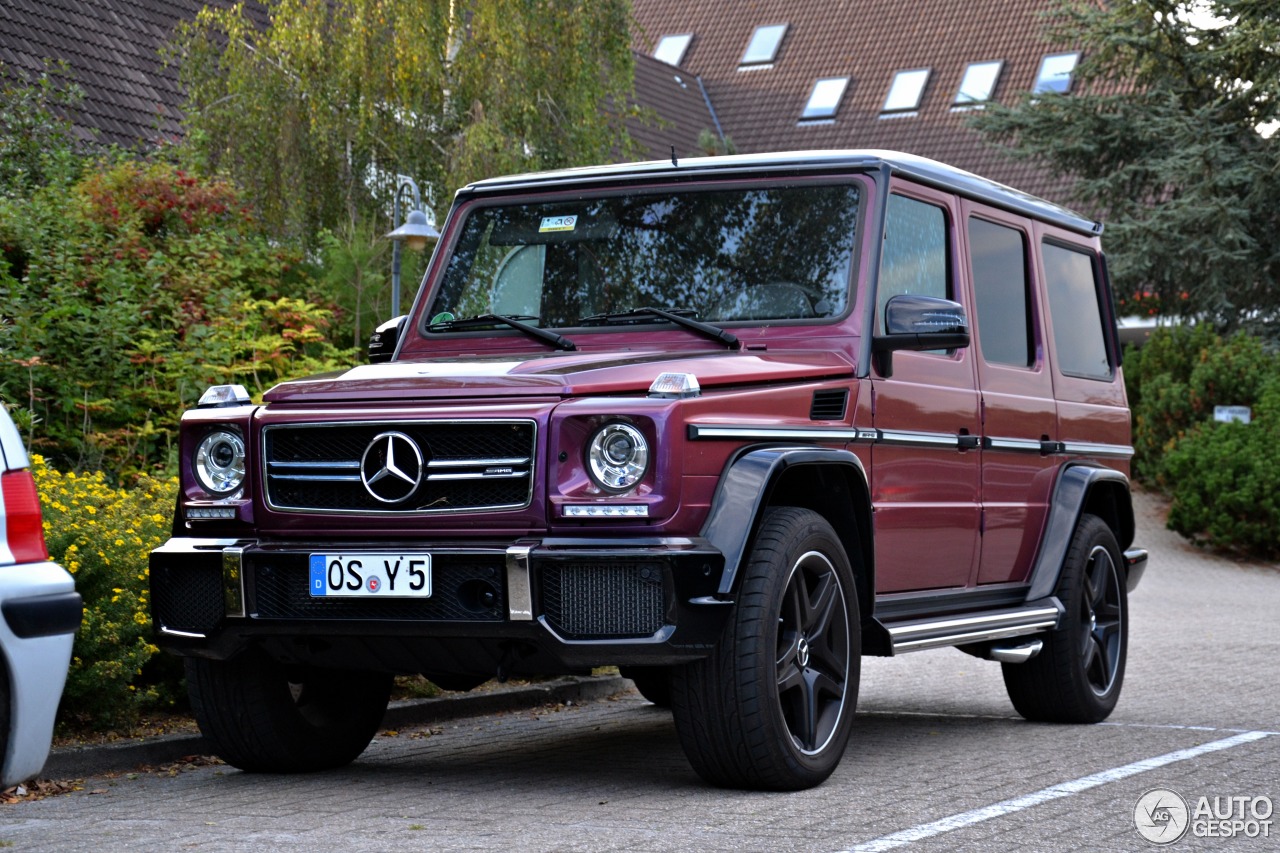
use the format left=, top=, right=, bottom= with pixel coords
left=740, top=24, right=788, bottom=68
left=882, top=69, right=930, bottom=115
left=800, top=77, right=849, bottom=121
left=955, top=60, right=1003, bottom=106
left=654, top=34, right=694, bottom=67
left=1032, top=52, right=1080, bottom=95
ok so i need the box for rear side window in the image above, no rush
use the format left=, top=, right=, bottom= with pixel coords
left=969, top=217, right=1032, bottom=367
left=879, top=195, right=949, bottom=327
left=1042, top=241, right=1111, bottom=379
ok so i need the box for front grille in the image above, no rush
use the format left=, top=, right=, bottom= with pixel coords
left=151, top=563, right=224, bottom=634
left=540, top=562, right=666, bottom=639
left=263, top=421, right=535, bottom=513
left=252, top=554, right=505, bottom=622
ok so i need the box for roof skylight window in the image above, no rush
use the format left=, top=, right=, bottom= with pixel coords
left=654, top=34, right=694, bottom=67
left=740, top=24, right=788, bottom=68
left=800, top=77, right=849, bottom=121
left=882, top=69, right=931, bottom=115
left=1032, top=52, right=1080, bottom=94
left=955, top=60, right=1003, bottom=106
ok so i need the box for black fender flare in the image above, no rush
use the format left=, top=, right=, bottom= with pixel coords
left=1025, top=462, right=1136, bottom=601
left=700, top=446, right=874, bottom=614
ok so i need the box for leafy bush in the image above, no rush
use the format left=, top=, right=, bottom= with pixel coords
left=1164, top=378, right=1280, bottom=558
left=1125, top=326, right=1275, bottom=482
left=34, top=455, right=183, bottom=729
left=1, top=159, right=355, bottom=474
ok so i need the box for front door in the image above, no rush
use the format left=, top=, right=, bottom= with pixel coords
left=871, top=188, right=981, bottom=593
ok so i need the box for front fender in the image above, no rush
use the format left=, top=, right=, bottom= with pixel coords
left=700, top=446, right=873, bottom=600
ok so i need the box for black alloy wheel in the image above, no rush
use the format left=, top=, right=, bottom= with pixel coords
left=1003, top=513, right=1128, bottom=723
left=671, top=507, right=860, bottom=790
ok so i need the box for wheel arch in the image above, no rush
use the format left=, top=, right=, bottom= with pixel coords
left=700, top=446, right=874, bottom=624
left=1025, top=463, right=1135, bottom=602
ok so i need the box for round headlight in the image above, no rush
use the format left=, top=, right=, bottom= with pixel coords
left=587, top=423, right=649, bottom=493
left=194, top=430, right=246, bottom=495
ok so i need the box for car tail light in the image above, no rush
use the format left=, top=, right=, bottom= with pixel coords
left=2, top=469, right=50, bottom=563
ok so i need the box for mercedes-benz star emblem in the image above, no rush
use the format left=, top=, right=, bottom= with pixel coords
left=360, top=432, right=424, bottom=504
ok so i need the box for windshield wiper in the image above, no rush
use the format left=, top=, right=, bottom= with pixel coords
left=428, top=314, right=577, bottom=351
left=579, top=307, right=740, bottom=349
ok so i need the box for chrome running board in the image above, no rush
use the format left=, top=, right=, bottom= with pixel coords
left=883, top=600, right=1063, bottom=655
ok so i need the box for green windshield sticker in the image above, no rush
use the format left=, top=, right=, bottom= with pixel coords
left=539, top=215, right=578, bottom=233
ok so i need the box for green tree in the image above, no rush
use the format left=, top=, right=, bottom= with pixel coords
left=172, top=0, right=638, bottom=249
left=972, top=1, right=1280, bottom=338
left=0, top=61, right=88, bottom=199
left=0, top=159, right=353, bottom=473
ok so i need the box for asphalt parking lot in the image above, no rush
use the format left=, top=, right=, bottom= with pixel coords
left=3, top=491, right=1276, bottom=852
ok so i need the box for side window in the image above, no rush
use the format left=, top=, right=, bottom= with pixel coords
left=1042, top=241, right=1112, bottom=379
left=878, top=194, right=949, bottom=328
left=969, top=217, right=1032, bottom=367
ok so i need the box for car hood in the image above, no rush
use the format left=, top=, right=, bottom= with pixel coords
left=261, top=349, right=856, bottom=403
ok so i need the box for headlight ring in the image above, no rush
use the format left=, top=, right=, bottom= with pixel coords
left=194, top=430, right=246, bottom=495
left=586, top=422, right=649, bottom=493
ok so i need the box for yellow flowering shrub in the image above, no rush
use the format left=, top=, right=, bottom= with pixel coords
left=33, top=455, right=181, bottom=729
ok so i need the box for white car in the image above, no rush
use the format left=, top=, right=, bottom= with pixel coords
left=0, top=410, right=80, bottom=788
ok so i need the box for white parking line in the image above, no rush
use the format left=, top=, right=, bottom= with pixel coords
left=839, top=730, right=1273, bottom=853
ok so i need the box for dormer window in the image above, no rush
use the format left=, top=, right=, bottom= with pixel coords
left=955, top=60, right=1003, bottom=107
left=1032, top=52, right=1080, bottom=94
left=654, top=34, right=694, bottom=67
left=881, top=69, right=930, bottom=116
left=800, top=77, right=849, bottom=122
left=740, top=24, right=788, bottom=69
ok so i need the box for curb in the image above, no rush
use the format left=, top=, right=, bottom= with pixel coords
left=42, top=675, right=630, bottom=781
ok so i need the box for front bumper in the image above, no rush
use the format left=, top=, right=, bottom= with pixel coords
left=149, top=536, right=731, bottom=672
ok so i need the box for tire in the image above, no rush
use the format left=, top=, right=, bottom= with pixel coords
left=1003, top=513, right=1128, bottom=723
left=186, top=650, right=393, bottom=773
left=671, top=507, right=860, bottom=790
left=620, top=666, right=672, bottom=708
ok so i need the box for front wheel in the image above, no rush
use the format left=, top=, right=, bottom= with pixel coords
left=671, top=507, right=860, bottom=790
left=1003, top=513, right=1128, bottom=723
left=187, top=651, right=393, bottom=772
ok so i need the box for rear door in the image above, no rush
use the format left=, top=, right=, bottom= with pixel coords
left=961, top=202, right=1056, bottom=585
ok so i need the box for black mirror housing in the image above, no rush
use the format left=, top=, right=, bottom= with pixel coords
left=368, top=315, right=408, bottom=364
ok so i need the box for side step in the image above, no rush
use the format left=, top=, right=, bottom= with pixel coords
left=882, top=599, right=1063, bottom=655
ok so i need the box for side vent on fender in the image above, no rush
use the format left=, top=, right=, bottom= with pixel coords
left=809, top=389, right=849, bottom=421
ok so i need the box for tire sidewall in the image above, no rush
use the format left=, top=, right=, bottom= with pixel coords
left=1057, top=514, right=1129, bottom=718
left=739, top=509, right=860, bottom=782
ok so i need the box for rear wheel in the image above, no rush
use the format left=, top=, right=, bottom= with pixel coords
left=1003, top=513, right=1128, bottom=722
left=671, top=507, right=860, bottom=790
left=187, top=650, right=392, bottom=772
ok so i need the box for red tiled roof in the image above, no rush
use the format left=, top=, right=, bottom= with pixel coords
left=627, top=51, right=722, bottom=160
left=0, top=0, right=267, bottom=149
left=630, top=0, right=1078, bottom=204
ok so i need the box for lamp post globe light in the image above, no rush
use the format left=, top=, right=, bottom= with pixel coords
left=385, top=175, right=441, bottom=318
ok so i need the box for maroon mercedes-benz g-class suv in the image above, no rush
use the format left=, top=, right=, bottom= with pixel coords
left=150, top=151, right=1147, bottom=790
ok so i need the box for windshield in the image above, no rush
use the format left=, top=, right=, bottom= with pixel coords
left=427, top=183, right=862, bottom=331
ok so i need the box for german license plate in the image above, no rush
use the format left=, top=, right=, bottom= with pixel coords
left=308, top=554, right=432, bottom=598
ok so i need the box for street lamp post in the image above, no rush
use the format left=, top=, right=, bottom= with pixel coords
left=385, top=175, right=441, bottom=319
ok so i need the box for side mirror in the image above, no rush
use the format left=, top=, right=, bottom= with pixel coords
left=872, top=295, right=970, bottom=378
left=369, top=315, right=407, bottom=364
